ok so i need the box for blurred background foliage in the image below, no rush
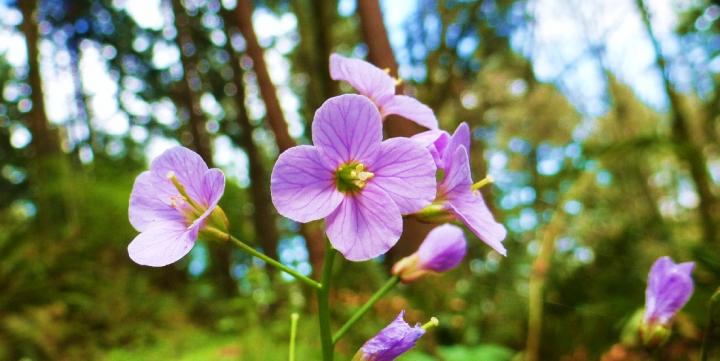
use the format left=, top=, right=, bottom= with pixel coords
left=0, top=0, right=719, bottom=360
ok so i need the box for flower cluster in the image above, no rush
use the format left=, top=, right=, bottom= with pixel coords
left=271, top=54, right=507, bottom=262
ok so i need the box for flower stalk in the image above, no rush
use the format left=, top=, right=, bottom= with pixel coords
left=318, top=242, right=336, bottom=361
left=289, top=313, right=299, bottom=361
left=333, top=275, right=400, bottom=344
left=203, top=227, right=322, bottom=290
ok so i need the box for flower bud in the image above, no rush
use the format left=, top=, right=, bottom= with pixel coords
left=392, top=224, right=467, bottom=283
left=643, top=256, right=694, bottom=327
left=352, top=310, right=433, bottom=361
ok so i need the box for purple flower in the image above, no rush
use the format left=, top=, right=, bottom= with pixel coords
left=392, top=224, right=467, bottom=283
left=413, top=123, right=507, bottom=255
left=330, top=53, right=438, bottom=130
left=353, top=311, right=427, bottom=361
left=128, top=146, right=226, bottom=267
left=644, top=256, right=695, bottom=326
left=270, top=94, right=437, bottom=261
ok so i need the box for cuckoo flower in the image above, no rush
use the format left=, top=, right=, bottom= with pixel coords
left=413, top=123, right=507, bottom=255
left=270, top=94, right=436, bottom=261
left=392, top=224, right=467, bottom=283
left=128, top=146, right=226, bottom=267
left=352, top=311, right=436, bottom=361
left=644, top=256, right=695, bottom=326
left=330, top=53, right=438, bottom=130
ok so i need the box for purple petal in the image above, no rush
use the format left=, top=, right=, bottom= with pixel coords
left=149, top=146, right=210, bottom=204
left=380, top=95, right=438, bottom=130
left=359, top=311, right=425, bottom=361
left=412, top=130, right=450, bottom=168
left=128, top=220, right=196, bottom=267
left=369, top=137, right=437, bottom=214
left=443, top=147, right=507, bottom=255
left=325, top=182, right=402, bottom=261
left=312, top=94, right=383, bottom=167
left=442, top=123, right=471, bottom=166
left=329, top=53, right=395, bottom=103
left=200, top=168, right=225, bottom=209
left=129, top=171, right=185, bottom=232
left=271, top=145, right=344, bottom=223
left=644, top=257, right=695, bottom=324
left=418, top=224, right=467, bottom=272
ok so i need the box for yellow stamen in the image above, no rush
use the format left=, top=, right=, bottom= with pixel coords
left=394, top=77, right=403, bottom=86
left=167, top=171, right=204, bottom=212
left=383, top=67, right=391, bottom=74
left=471, top=175, right=494, bottom=191
left=422, top=317, right=439, bottom=330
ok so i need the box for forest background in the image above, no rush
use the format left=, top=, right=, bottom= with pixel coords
left=0, top=0, right=719, bottom=360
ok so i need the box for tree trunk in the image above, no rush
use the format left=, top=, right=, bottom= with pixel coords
left=232, top=1, right=326, bottom=278
left=18, top=0, right=59, bottom=158
left=357, top=0, right=432, bottom=264
left=170, top=0, right=236, bottom=296
left=221, top=9, right=280, bottom=277
left=234, top=0, right=295, bottom=152
left=636, top=0, right=718, bottom=244
left=18, top=0, right=71, bottom=234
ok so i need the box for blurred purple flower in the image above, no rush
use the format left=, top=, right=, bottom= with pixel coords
left=270, top=94, right=436, bottom=261
left=353, top=311, right=426, bottom=361
left=644, top=256, right=695, bottom=325
left=128, top=147, right=226, bottom=267
left=413, top=123, right=507, bottom=255
left=392, top=224, right=467, bottom=283
left=330, top=53, right=438, bottom=130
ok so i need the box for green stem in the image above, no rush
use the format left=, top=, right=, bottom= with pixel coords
left=289, top=313, right=299, bottom=361
left=701, top=288, right=720, bottom=361
left=332, top=275, right=400, bottom=344
left=205, top=227, right=322, bottom=289
left=318, top=242, right=336, bottom=361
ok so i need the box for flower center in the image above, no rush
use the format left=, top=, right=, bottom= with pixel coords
left=335, top=162, right=374, bottom=193
left=167, top=171, right=204, bottom=223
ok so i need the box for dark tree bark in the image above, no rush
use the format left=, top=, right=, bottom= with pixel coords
left=171, top=0, right=214, bottom=166
left=636, top=0, right=718, bottom=244
left=233, top=1, right=326, bottom=277
left=234, top=0, right=294, bottom=152
left=220, top=9, right=280, bottom=276
left=357, top=0, right=432, bottom=264
left=18, top=0, right=60, bottom=158
left=170, top=0, right=236, bottom=295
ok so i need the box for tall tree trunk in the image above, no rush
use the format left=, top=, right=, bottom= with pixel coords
left=357, top=0, right=432, bottom=264
left=234, top=0, right=294, bottom=152
left=636, top=0, right=718, bottom=244
left=19, top=1, right=59, bottom=158
left=233, top=1, right=326, bottom=277
left=291, top=0, right=338, bottom=140
left=18, top=0, right=70, bottom=234
left=220, top=9, right=280, bottom=277
left=170, top=0, right=236, bottom=296
left=171, top=0, right=214, bottom=165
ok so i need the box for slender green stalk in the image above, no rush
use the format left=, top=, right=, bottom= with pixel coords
left=289, top=313, right=299, bottom=361
left=317, top=242, right=336, bottom=361
left=701, top=288, right=720, bottom=361
left=332, top=275, right=400, bottom=344
left=204, top=227, right=322, bottom=289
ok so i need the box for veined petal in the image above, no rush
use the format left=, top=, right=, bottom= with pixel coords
left=380, top=95, right=438, bottom=130
left=271, top=145, right=343, bottom=223
left=128, top=220, right=196, bottom=267
left=325, top=182, right=402, bottom=261
left=440, top=146, right=473, bottom=198
left=200, top=168, right=225, bottom=210
left=370, top=137, right=437, bottom=214
left=312, top=94, right=383, bottom=166
left=129, top=171, right=185, bottom=232
left=448, top=193, right=507, bottom=256
left=149, top=146, right=210, bottom=204
left=358, top=311, right=425, bottom=361
left=644, top=257, right=695, bottom=324
left=329, top=53, right=395, bottom=102
left=442, top=123, right=471, bottom=166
